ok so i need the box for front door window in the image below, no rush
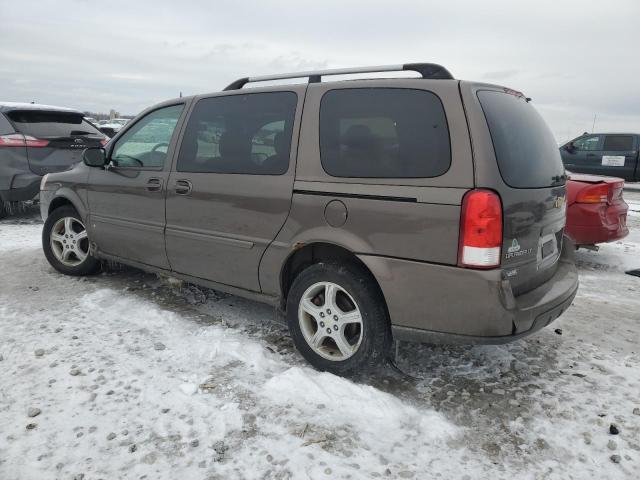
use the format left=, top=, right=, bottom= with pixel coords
left=111, top=104, right=184, bottom=168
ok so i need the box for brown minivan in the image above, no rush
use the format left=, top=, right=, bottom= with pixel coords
left=40, top=63, right=578, bottom=374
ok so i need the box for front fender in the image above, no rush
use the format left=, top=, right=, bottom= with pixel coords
left=40, top=164, right=91, bottom=222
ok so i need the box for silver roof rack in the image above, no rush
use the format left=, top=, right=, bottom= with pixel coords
left=223, top=63, right=454, bottom=91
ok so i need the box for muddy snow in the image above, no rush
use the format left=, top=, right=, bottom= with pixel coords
left=1, top=193, right=639, bottom=479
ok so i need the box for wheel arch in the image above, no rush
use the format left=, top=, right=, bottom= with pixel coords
left=279, top=242, right=387, bottom=314
left=47, top=189, right=87, bottom=221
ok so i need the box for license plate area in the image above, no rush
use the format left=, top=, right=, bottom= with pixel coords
left=537, top=229, right=562, bottom=270
left=542, top=239, right=554, bottom=258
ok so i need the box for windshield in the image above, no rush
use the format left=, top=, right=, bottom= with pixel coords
left=478, top=90, right=566, bottom=188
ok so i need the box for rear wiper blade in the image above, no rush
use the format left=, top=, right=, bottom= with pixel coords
left=69, top=130, right=95, bottom=136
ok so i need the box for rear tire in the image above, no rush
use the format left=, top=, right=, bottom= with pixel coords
left=42, top=206, right=100, bottom=276
left=286, top=262, right=391, bottom=375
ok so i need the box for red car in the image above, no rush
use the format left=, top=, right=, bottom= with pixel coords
left=565, top=173, right=629, bottom=247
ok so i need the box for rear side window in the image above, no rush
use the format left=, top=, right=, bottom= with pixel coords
left=319, top=88, right=451, bottom=178
left=6, top=110, right=102, bottom=138
left=603, top=135, right=634, bottom=151
left=478, top=90, right=565, bottom=188
left=177, top=91, right=297, bottom=175
left=0, top=113, right=14, bottom=134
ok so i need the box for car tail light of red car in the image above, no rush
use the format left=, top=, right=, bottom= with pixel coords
left=575, top=181, right=624, bottom=205
left=0, top=133, right=49, bottom=148
left=458, top=189, right=503, bottom=269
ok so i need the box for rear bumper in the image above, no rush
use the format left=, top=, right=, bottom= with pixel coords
left=0, top=173, right=41, bottom=202
left=359, top=240, right=579, bottom=345
left=566, top=202, right=629, bottom=245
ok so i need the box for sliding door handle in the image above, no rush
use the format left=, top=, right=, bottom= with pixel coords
left=146, top=177, right=163, bottom=192
left=175, top=179, right=192, bottom=196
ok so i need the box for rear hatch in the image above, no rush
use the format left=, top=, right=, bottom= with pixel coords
left=477, top=89, right=568, bottom=296
left=6, top=110, right=106, bottom=175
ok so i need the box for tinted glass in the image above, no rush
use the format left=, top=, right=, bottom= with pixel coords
left=177, top=92, right=297, bottom=175
left=7, top=110, right=102, bottom=137
left=111, top=104, right=183, bottom=168
left=478, top=90, right=565, bottom=188
left=320, top=88, right=451, bottom=178
left=0, top=113, right=14, bottom=134
left=572, top=135, right=601, bottom=151
left=603, top=135, right=634, bottom=151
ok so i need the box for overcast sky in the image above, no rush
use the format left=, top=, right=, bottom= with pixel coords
left=1, top=0, right=638, bottom=142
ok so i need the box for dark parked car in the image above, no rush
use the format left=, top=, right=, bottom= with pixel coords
left=39, top=64, right=578, bottom=374
left=0, top=102, right=107, bottom=218
left=560, top=133, right=640, bottom=182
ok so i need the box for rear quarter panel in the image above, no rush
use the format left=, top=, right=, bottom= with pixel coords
left=259, top=79, right=474, bottom=296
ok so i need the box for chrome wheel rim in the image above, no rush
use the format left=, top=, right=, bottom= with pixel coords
left=298, top=281, right=363, bottom=361
left=50, top=217, right=89, bottom=267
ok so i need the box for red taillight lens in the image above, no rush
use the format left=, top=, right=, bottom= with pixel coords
left=0, top=133, right=28, bottom=147
left=458, top=189, right=503, bottom=269
left=100, top=138, right=109, bottom=146
left=575, top=183, right=609, bottom=204
left=24, top=135, right=49, bottom=147
left=0, top=133, right=49, bottom=148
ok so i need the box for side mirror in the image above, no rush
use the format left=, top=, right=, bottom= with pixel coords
left=563, top=142, right=574, bottom=153
left=83, top=147, right=107, bottom=167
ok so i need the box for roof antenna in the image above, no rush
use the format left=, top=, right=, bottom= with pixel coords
left=179, top=91, right=182, bottom=98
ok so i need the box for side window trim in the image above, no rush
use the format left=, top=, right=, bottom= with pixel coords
left=108, top=102, right=188, bottom=171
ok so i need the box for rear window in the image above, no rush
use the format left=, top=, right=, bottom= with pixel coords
left=478, top=90, right=565, bottom=188
left=603, top=135, right=634, bottom=151
left=6, top=110, right=102, bottom=138
left=319, top=88, right=451, bottom=178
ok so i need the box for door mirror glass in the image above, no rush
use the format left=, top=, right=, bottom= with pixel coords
left=83, top=147, right=107, bottom=167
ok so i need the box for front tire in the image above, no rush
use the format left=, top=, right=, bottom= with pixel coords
left=286, top=262, right=391, bottom=375
left=42, top=206, right=100, bottom=276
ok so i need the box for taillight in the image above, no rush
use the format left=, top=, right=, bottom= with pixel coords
left=100, top=138, right=109, bottom=146
left=575, top=183, right=609, bottom=204
left=0, top=133, right=49, bottom=148
left=458, top=189, right=503, bottom=269
left=0, top=133, right=28, bottom=147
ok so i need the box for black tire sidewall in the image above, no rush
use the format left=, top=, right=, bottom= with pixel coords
left=42, top=206, right=100, bottom=276
left=286, top=262, right=391, bottom=374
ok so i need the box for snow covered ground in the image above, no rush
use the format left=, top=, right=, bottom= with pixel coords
left=1, top=193, right=639, bottom=480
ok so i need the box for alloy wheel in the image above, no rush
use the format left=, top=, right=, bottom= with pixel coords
left=298, top=281, right=363, bottom=361
left=49, top=217, right=89, bottom=267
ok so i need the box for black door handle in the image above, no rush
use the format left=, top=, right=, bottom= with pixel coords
left=146, top=177, right=163, bottom=192
left=586, top=153, right=597, bottom=157
left=175, top=179, right=192, bottom=196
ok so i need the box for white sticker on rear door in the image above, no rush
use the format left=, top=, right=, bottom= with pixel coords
left=602, top=155, right=625, bottom=166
